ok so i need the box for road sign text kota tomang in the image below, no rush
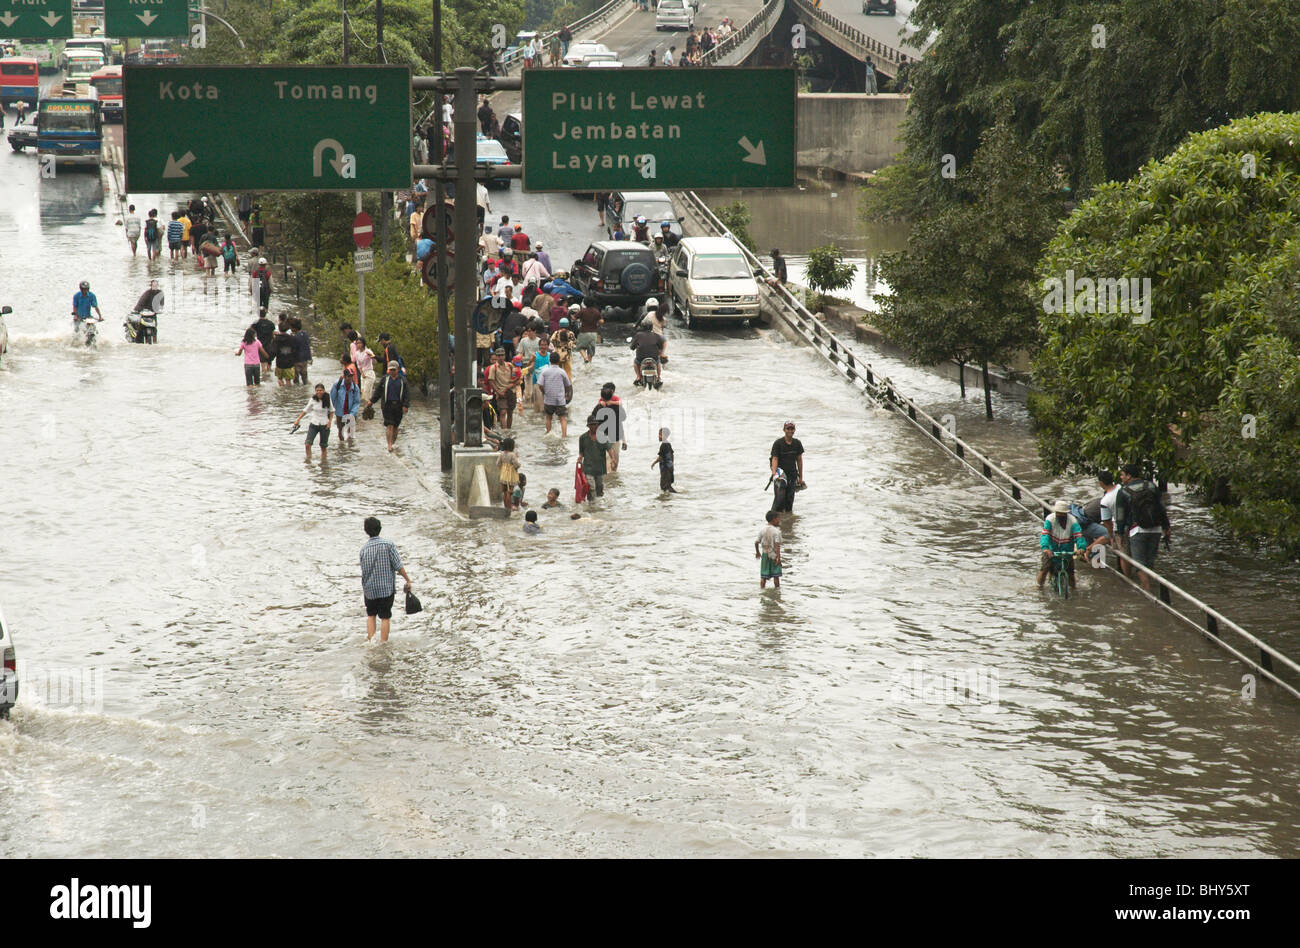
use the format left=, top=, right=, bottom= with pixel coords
left=157, top=80, right=381, bottom=105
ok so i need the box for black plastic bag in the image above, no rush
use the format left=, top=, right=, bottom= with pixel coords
left=405, top=590, right=423, bottom=614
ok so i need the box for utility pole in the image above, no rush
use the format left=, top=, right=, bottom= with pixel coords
left=341, top=0, right=349, bottom=64
left=452, top=65, right=477, bottom=438
left=434, top=0, right=452, bottom=471
left=377, top=0, right=392, bottom=258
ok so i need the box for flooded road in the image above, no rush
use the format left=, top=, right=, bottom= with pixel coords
left=2, top=117, right=1300, bottom=858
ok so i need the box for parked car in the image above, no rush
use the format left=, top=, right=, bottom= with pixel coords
left=0, top=600, right=16, bottom=720
left=475, top=135, right=512, bottom=190
left=666, top=236, right=761, bottom=328
left=656, top=0, right=695, bottom=31
left=497, top=110, right=522, bottom=163
left=863, top=0, right=897, bottom=14
left=570, top=240, right=663, bottom=319
left=562, top=42, right=617, bottom=66
left=606, top=190, right=683, bottom=242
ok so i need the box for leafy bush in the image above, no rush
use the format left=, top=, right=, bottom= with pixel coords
left=804, top=244, right=855, bottom=309
left=711, top=200, right=757, bottom=253
left=312, top=254, right=441, bottom=393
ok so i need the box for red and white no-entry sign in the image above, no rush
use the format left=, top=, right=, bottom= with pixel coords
left=352, top=212, right=373, bottom=249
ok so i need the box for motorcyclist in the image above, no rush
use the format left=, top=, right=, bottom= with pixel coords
left=133, top=279, right=165, bottom=314
left=651, top=232, right=670, bottom=264
left=71, top=280, right=103, bottom=333
left=631, top=311, right=666, bottom=386
left=632, top=215, right=651, bottom=243
left=659, top=221, right=680, bottom=248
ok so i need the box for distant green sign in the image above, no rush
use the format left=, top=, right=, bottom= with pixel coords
left=105, top=0, right=188, bottom=38
left=521, top=67, right=796, bottom=192
left=0, top=0, right=73, bottom=39
left=123, top=65, right=412, bottom=192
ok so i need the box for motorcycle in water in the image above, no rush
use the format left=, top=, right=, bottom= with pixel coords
left=124, top=309, right=158, bottom=344
left=638, top=356, right=662, bottom=390
left=74, top=316, right=102, bottom=347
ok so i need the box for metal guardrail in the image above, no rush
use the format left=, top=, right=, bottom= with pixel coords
left=787, top=0, right=912, bottom=71
left=674, top=188, right=1300, bottom=703
left=496, top=0, right=634, bottom=74
left=701, top=0, right=785, bottom=66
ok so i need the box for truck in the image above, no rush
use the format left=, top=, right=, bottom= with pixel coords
left=37, top=97, right=103, bottom=169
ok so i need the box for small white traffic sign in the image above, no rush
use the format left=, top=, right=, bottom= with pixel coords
left=354, top=249, right=374, bottom=272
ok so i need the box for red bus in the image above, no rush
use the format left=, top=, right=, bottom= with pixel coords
left=0, top=57, right=39, bottom=109
left=90, top=64, right=122, bottom=123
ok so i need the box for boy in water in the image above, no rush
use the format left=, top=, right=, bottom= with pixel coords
left=523, top=510, right=541, bottom=534
left=651, top=426, right=677, bottom=492
left=755, top=511, right=782, bottom=588
left=541, top=488, right=562, bottom=509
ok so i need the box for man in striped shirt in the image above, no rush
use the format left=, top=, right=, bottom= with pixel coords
left=360, top=517, right=413, bottom=642
left=166, top=211, right=185, bottom=259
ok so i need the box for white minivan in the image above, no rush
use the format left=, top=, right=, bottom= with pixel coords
left=656, top=0, right=695, bottom=31
left=0, top=601, right=17, bottom=720
left=667, top=236, right=761, bottom=327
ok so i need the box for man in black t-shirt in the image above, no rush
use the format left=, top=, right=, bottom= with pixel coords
left=770, top=421, right=805, bottom=512
left=631, top=327, right=664, bottom=385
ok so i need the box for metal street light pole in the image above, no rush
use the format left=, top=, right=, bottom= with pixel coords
left=434, top=0, right=452, bottom=471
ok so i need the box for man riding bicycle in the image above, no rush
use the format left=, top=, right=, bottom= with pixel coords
left=1037, top=499, right=1086, bottom=590
left=71, top=280, right=103, bottom=333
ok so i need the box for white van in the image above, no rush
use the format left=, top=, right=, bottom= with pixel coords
left=667, top=236, right=761, bottom=327
left=656, top=0, right=694, bottom=31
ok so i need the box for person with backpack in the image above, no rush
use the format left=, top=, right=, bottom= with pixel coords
left=143, top=209, right=162, bottom=260
left=220, top=233, right=239, bottom=274
left=1114, top=463, right=1172, bottom=592
left=250, top=257, right=273, bottom=318
left=1069, top=471, right=1118, bottom=568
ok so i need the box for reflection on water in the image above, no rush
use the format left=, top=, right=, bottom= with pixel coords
left=695, top=181, right=907, bottom=307
left=38, top=172, right=106, bottom=225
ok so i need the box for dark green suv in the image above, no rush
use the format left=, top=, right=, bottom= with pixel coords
left=570, top=240, right=662, bottom=320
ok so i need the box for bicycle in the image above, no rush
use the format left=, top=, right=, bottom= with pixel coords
left=1050, top=549, right=1075, bottom=599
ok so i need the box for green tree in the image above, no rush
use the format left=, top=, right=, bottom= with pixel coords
left=313, top=254, right=441, bottom=391
left=1030, top=111, right=1300, bottom=549
left=712, top=200, right=756, bottom=253
left=804, top=244, right=854, bottom=311
left=875, top=120, right=1062, bottom=418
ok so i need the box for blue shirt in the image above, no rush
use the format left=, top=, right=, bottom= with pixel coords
left=166, top=220, right=183, bottom=243
left=416, top=237, right=434, bottom=261
left=72, top=291, right=97, bottom=317
left=360, top=536, right=404, bottom=600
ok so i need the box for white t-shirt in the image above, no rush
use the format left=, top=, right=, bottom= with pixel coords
left=757, top=524, right=780, bottom=556
left=304, top=397, right=331, bottom=427
left=124, top=214, right=141, bottom=238
left=1099, top=486, right=1120, bottom=528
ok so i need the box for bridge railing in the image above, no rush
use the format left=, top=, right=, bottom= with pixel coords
left=701, top=0, right=785, bottom=67
left=495, top=0, right=634, bottom=74
left=673, top=187, right=1300, bottom=703
left=787, top=0, right=912, bottom=71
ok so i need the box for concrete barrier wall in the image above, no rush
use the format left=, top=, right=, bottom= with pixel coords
left=798, top=93, right=907, bottom=176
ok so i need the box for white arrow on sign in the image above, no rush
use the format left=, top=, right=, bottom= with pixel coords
left=738, top=136, right=766, bottom=166
left=40, top=12, right=63, bottom=27
left=0, top=12, right=18, bottom=27
left=312, top=138, right=347, bottom=177
left=137, top=11, right=158, bottom=26
left=163, top=151, right=197, bottom=178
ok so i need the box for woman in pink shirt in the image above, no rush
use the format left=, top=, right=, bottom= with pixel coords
left=351, top=335, right=377, bottom=396
left=237, top=327, right=267, bottom=387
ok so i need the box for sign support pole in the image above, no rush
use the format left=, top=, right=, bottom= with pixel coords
left=451, top=66, right=477, bottom=445
left=434, top=0, right=453, bottom=472
left=356, top=192, right=366, bottom=337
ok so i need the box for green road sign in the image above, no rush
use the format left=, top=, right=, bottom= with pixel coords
left=123, top=65, right=412, bottom=192
left=0, top=0, right=73, bottom=39
left=521, top=67, right=796, bottom=192
left=105, top=0, right=188, bottom=38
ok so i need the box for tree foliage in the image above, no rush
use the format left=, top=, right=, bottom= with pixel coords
left=1030, top=112, right=1300, bottom=550
left=875, top=121, right=1063, bottom=417
left=712, top=200, right=757, bottom=253
left=313, top=254, right=440, bottom=392
left=804, top=244, right=855, bottom=309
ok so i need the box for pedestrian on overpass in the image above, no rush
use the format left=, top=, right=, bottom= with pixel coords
left=664, top=47, right=675, bottom=67
left=864, top=58, right=878, bottom=94
left=558, top=24, right=573, bottom=57
left=770, top=248, right=788, bottom=284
